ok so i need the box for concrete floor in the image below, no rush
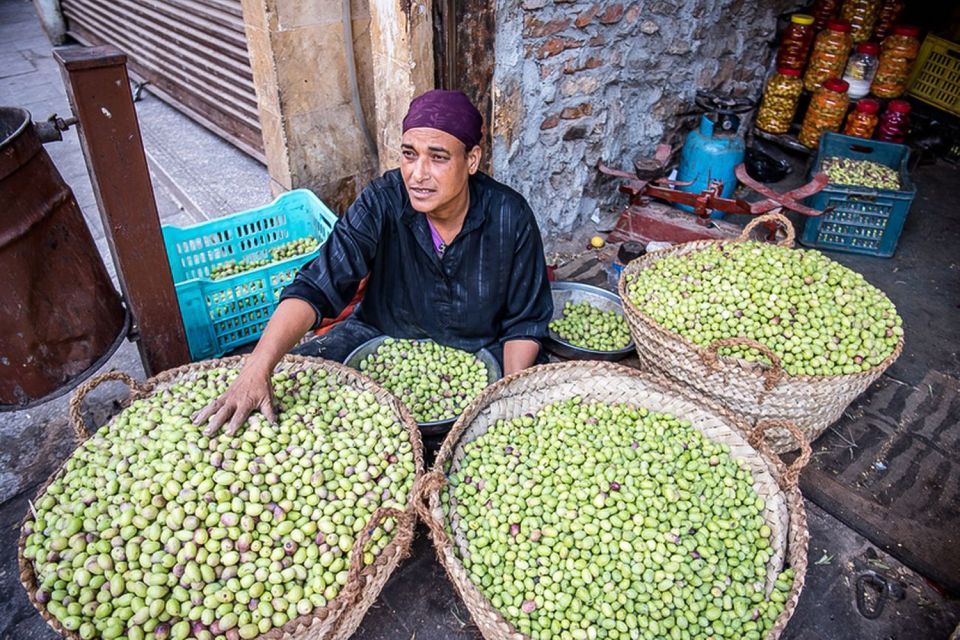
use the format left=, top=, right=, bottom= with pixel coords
left=2, top=0, right=960, bottom=637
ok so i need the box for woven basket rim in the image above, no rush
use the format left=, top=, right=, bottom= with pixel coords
left=617, top=238, right=905, bottom=384
left=18, top=354, right=424, bottom=640
left=423, top=360, right=809, bottom=640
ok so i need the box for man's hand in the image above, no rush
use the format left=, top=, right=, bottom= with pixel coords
left=193, top=362, right=276, bottom=436
left=503, top=339, right=540, bottom=375
left=193, top=297, right=318, bottom=437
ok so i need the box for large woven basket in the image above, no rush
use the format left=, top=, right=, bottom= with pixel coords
left=18, top=355, right=424, bottom=640
left=415, top=361, right=810, bottom=640
left=617, top=212, right=903, bottom=453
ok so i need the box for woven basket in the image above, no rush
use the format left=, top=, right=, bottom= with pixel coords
left=18, top=355, right=424, bottom=640
left=415, top=361, right=810, bottom=640
left=617, top=212, right=904, bottom=453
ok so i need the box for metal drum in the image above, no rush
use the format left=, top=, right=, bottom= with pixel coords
left=0, top=107, right=126, bottom=409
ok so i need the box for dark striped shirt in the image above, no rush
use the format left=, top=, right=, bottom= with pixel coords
left=280, top=169, right=553, bottom=353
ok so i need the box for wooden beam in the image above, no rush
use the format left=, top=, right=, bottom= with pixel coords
left=54, top=44, right=192, bottom=375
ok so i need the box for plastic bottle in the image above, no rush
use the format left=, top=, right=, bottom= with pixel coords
left=873, top=0, right=905, bottom=41
left=811, top=0, right=841, bottom=31
left=876, top=99, right=911, bottom=143
left=871, top=25, right=921, bottom=98
left=843, top=98, right=880, bottom=138
left=804, top=21, right=854, bottom=92
left=757, top=68, right=804, bottom=134
left=800, top=78, right=851, bottom=148
left=840, top=0, right=881, bottom=43
left=842, top=42, right=880, bottom=99
left=776, top=14, right=816, bottom=71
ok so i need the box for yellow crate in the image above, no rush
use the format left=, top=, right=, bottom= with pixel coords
left=908, top=34, right=960, bottom=117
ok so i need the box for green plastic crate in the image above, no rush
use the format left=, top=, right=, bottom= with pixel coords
left=162, top=189, right=337, bottom=360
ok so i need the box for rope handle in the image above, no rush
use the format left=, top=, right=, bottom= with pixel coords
left=412, top=471, right=452, bottom=546
left=702, top=337, right=784, bottom=392
left=738, top=211, right=796, bottom=247
left=337, top=506, right=411, bottom=605
left=749, top=420, right=812, bottom=489
left=68, top=371, right=153, bottom=443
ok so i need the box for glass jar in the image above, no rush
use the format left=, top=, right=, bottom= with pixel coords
left=840, top=0, right=881, bottom=43
left=776, top=14, right=816, bottom=71
left=811, top=0, right=841, bottom=31
left=757, top=68, right=804, bottom=134
left=873, top=0, right=905, bottom=40
left=842, top=42, right=880, bottom=99
left=871, top=25, right=921, bottom=98
left=804, top=21, right=854, bottom=92
left=843, top=98, right=880, bottom=138
left=876, top=99, right=911, bottom=143
left=800, top=78, right=850, bottom=148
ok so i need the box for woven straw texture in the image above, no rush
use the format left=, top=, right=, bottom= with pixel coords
left=19, top=355, right=424, bottom=640
left=416, top=361, right=810, bottom=640
left=617, top=213, right=903, bottom=453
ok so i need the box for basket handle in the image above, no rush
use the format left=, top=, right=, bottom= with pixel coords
left=68, top=371, right=153, bottom=443
left=749, top=420, right=812, bottom=489
left=413, top=471, right=452, bottom=545
left=739, top=212, right=796, bottom=247
left=702, top=337, right=784, bottom=391
left=337, top=505, right=412, bottom=606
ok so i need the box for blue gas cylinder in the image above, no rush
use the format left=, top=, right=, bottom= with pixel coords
left=676, top=114, right=746, bottom=219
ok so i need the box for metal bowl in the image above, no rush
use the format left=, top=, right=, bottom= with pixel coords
left=545, top=281, right=636, bottom=361
left=343, top=335, right=502, bottom=436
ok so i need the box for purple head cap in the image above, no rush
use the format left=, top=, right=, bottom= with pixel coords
left=402, top=90, right=483, bottom=150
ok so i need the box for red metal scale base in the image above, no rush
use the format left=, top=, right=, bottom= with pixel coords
left=600, top=145, right=830, bottom=245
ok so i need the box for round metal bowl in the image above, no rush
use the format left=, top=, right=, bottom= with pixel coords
left=545, top=281, right=636, bottom=361
left=343, top=335, right=502, bottom=436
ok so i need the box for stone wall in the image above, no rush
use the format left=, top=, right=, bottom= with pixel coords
left=492, top=0, right=794, bottom=237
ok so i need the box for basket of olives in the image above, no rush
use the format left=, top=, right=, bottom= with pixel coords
left=546, top=282, right=635, bottom=361
left=19, top=355, right=423, bottom=640
left=618, top=212, right=904, bottom=452
left=416, top=361, right=811, bottom=640
left=344, top=337, right=501, bottom=437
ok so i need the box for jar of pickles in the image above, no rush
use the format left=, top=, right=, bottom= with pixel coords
left=777, top=14, right=816, bottom=71
left=871, top=25, right=921, bottom=98
left=757, top=68, right=804, bottom=134
left=799, top=78, right=850, bottom=148
left=840, top=0, right=880, bottom=43
left=842, top=42, right=880, bottom=99
left=811, top=0, right=841, bottom=31
left=804, top=21, right=854, bottom=92
left=843, top=98, right=880, bottom=138
left=873, top=0, right=905, bottom=40
left=876, top=99, right=911, bottom=143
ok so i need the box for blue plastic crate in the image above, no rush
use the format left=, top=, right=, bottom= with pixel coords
left=801, top=133, right=916, bottom=258
left=162, top=189, right=338, bottom=360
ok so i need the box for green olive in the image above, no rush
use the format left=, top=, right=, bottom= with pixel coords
left=23, top=366, right=416, bottom=639
left=359, top=339, right=489, bottom=423
left=626, top=242, right=903, bottom=376
left=446, top=397, right=795, bottom=639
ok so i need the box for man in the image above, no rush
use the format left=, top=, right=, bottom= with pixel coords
left=196, top=90, right=553, bottom=435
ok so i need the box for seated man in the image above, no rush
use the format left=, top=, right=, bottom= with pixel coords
left=197, top=90, right=553, bottom=435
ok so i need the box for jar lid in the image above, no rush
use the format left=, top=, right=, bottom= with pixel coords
left=888, top=99, right=912, bottom=113
left=791, top=14, right=814, bottom=25
left=777, top=67, right=802, bottom=77
left=827, top=20, right=852, bottom=33
left=856, top=42, right=880, bottom=56
left=823, top=78, right=850, bottom=93
left=855, top=98, right=880, bottom=114
left=893, top=25, right=920, bottom=37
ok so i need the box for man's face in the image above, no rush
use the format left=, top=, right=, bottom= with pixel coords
left=400, top=128, right=481, bottom=218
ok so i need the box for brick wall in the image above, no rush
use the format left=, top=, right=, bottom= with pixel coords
left=491, top=0, right=794, bottom=239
